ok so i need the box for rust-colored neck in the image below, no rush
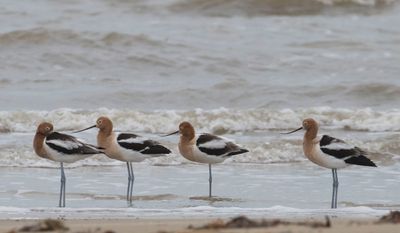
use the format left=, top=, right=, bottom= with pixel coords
left=180, top=134, right=195, bottom=145
left=99, top=123, right=113, bottom=137
left=178, top=135, right=196, bottom=162
left=33, top=133, right=49, bottom=159
left=180, top=128, right=195, bottom=144
left=304, top=125, right=318, bottom=142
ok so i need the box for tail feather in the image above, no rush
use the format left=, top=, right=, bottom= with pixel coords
left=142, top=145, right=171, bottom=155
left=345, top=155, right=377, bottom=167
left=228, top=148, right=249, bottom=156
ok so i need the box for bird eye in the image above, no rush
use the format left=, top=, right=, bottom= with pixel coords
left=45, top=127, right=50, bottom=131
left=97, top=120, right=102, bottom=124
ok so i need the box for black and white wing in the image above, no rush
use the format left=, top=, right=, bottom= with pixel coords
left=196, top=133, right=248, bottom=157
left=117, top=133, right=171, bottom=155
left=320, top=135, right=376, bottom=167
left=46, top=132, right=102, bottom=155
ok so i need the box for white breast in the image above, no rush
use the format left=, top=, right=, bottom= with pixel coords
left=305, top=142, right=348, bottom=169
left=43, top=142, right=91, bottom=163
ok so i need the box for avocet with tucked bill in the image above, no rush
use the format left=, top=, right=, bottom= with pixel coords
left=164, top=121, right=248, bottom=198
left=75, top=116, right=171, bottom=205
left=33, top=122, right=103, bottom=207
left=284, top=118, right=377, bottom=208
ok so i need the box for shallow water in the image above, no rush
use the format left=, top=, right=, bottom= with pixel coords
left=1, top=162, right=399, bottom=214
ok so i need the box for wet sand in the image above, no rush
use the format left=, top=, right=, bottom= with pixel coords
left=2, top=215, right=400, bottom=233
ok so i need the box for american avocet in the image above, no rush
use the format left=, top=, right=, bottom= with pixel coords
left=75, top=116, right=171, bottom=205
left=164, top=121, right=249, bottom=198
left=33, top=122, right=103, bottom=207
left=284, top=118, right=377, bottom=208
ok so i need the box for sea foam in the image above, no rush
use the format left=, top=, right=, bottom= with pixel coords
left=0, top=205, right=388, bottom=220
left=1, top=107, right=399, bottom=168
left=1, top=107, right=400, bottom=133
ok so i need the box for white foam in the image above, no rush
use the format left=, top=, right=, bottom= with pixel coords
left=1, top=107, right=399, bottom=168
left=2, top=107, right=400, bottom=134
left=0, top=205, right=389, bottom=220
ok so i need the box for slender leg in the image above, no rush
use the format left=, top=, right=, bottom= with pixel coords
left=59, top=162, right=66, bottom=208
left=331, top=169, right=339, bottom=209
left=59, top=164, right=63, bottom=207
left=129, top=162, right=135, bottom=205
left=126, top=162, right=131, bottom=203
left=331, top=171, right=334, bottom=208
left=208, top=164, right=212, bottom=198
left=334, top=169, right=339, bottom=208
left=62, top=165, right=66, bottom=207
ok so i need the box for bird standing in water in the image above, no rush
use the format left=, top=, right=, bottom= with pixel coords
left=33, top=122, right=103, bottom=207
left=165, top=121, right=248, bottom=198
left=284, top=118, right=377, bottom=208
left=75, top=116, right=171, bottom=205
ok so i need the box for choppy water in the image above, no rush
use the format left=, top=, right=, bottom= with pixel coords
left=1, top=0, right=400, bottom=219
left=0, top=0, right=399, bottom=110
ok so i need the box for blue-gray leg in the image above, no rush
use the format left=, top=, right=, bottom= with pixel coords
left=208, top=164, right=212, bottom=198
left=59, top=162, right=66, bottom=208
left=129, top=162, right=135, bottom=205
left=126, top=162, right=135, bottom=206
left=126, top=162, right=131, bottom=203
left=331, top=169, right=339, bottom=209
left=334, top=169, right=339, bottom=208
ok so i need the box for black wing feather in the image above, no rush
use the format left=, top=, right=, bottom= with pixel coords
left=320, top=135, right=363, bottom=159
left=117, top=133, right=171, bottom=154
left=320, top=135, right=376, bottom=167
left=345, top=156, right=377, bottom=167
left=196, top=133, right=248, bottom=157
left=46, top=132, right=101, bottom=155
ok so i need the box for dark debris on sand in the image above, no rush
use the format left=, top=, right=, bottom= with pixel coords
left=74, top=228, right=116, bottom=233
left=378, top=211, right=400, bottom=224
left=189, top=215, right=331, bottom=230
left=15, top=219, right=69, bottom=232
left=7, top=220, right=117, bottom=233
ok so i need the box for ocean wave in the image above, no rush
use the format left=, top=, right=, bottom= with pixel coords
left=0, top=107, right=399, bottom=167
left=0, top=140, right=303, bottom=168
left=296, top=83, right=400, bottom=107
left=168, top=0, right=395, bottom=16
left=349, top=83, right=400, bottom=99
left=1, top=107, right=400, bottom=133
left=0, top=28, right=95, bottom=46
left=101, top=32, right=164, bottom=47
left=1, top=135, right=397, bottom=168
left=0, top=28, right=168, bottom=48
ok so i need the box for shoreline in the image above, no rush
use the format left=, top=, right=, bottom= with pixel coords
left=2, top=214, right=400, bottom=233
left=0, top=206, right=391, bottom=220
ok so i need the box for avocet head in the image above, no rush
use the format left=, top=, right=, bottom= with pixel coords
left=178, top=121, right=195, bottom=138
left=36, top=122, right=54, bottom=136
left=302, top=118, right=318, bottom=131
left=283, top=118, right=318, bottom=134
left=163, top=121, right=195, bottom=139
left=96, top=116, right=113, bottom=130
left=74, top=116, right=113, bottom=133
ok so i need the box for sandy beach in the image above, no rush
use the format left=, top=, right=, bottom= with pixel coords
left=2, top=214, right=400, bottom=233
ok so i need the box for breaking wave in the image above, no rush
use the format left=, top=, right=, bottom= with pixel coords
left=0, top=28, right=166, bottom=48
left=0, top=107, right=399, bottom=167
left=169, top=0, right=396, bottom=16
left=1, top=107, right=400, bottom=133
